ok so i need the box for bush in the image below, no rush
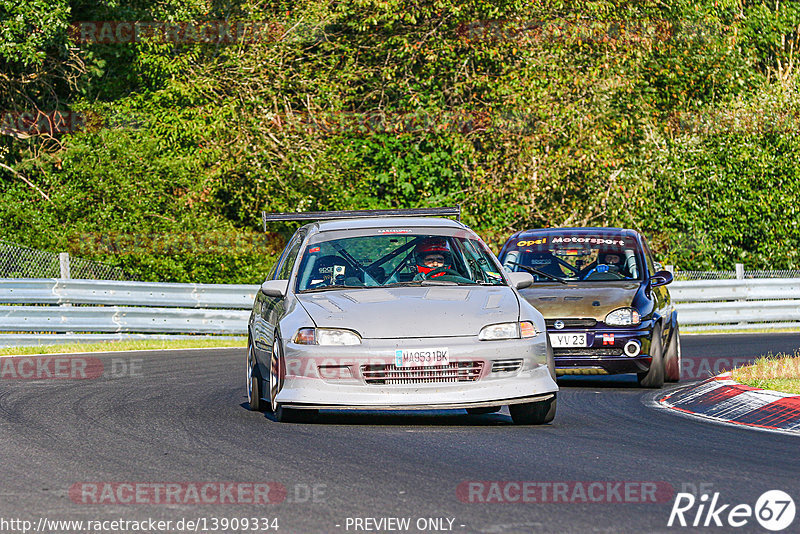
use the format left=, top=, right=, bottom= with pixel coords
left=1, top=0, right=799, bottom=281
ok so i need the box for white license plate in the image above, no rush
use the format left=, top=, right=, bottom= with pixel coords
left=549, top=333, right=587, bottom=348
left=395, top=347, right=450, bottom=367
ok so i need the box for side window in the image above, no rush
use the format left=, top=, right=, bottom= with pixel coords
left=276, top=233, right=304, bottom=280
left=641, top=238, right=656, bottom=276
left=268, top=244, right=289, bottom=281
left=266, top=263, right=278, bottom=281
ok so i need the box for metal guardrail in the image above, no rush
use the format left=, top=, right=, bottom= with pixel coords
left=0, top=306, right=250, bottom=334
left=0, top=277, right=798, bottom=347
left=1, top=334, right=225, bottom=347
left=671, top=278, right=800, bottom=332
left=0, top=279, right=259, bottom=308
left=670, top=279, right=800, bottom=302
left=0, top=279, right=257, bottom=347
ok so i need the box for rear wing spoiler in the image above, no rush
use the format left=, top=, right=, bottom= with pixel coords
left=262, top=207, right=461, bottom=231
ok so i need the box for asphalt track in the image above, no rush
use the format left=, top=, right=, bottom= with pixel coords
left=1, top=333, right=799, bottom=534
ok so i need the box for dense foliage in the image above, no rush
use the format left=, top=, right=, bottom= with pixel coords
left=1, top=0, right=799, bottom=282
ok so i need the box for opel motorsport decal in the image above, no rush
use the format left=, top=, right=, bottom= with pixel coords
left=513, top=236, right=630, bottom=248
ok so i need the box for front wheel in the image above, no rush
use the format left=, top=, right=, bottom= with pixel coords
left=637, top=325, right=665, bottom=388
left=267, top=333, right=283, bottom=413
left=246, top=341, right=263, bottom=411
left=664, top=325, right=682, bottom=383
left=509, top=394, right=557, bottom=425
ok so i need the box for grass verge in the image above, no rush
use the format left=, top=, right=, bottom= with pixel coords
left=0, top=337, right=246, bottom=357
left=683, top=327, right=800, bottom=335
left=732, top=352, right=800, bottom=395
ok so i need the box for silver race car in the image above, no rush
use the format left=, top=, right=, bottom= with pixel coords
left=247, top=208, right=557, bottom=424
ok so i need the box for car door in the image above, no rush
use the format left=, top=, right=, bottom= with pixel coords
left=253, top=229, right=305, bottom=359
left=641, top=237, right=672, bottom=341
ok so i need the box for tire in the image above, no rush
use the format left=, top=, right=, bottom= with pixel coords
left=664, top=325, right=682, bottom=383
left=509, top=394, right=557, bottom=425
left=637, top=325, right=665, bottom=388
left=466, top=406, right=501, bottom=415
left=267, top=333, right=282, bottom=413
left=246, top=340, right=263, bottom=411
left=269, top=332, right=318, bottom=423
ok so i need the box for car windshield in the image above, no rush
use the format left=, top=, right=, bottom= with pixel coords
left=500, top=233, right=643, bottom=282
left=295, top=232, right=506, bottom=292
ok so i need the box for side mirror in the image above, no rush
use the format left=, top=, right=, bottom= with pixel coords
left=507, top=271, right=534, bottom=290
left=650, top=270, right=673, bottom=288
left=260, top=279, right=289, bottom=297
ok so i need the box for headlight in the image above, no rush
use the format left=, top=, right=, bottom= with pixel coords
left=293, top=328, right=362, bottom=345
left=605, top=307, right=641, bottom=326
left=479, top=321, right=540, bottom=340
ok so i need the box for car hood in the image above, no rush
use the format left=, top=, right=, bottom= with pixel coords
left=296, top=286, right=519, bottom=339
left=518, top=282, right=639, bottom=321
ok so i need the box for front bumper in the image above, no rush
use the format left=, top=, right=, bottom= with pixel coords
left=276, top=334, right=558, bottom=409
left=551, top=324, right=654, bottom=376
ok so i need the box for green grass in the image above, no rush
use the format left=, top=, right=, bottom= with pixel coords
left=732, top=352, right=800, bottom=395
left=683, top=327, right=800, bottom=335
left=0, top=337, right=246, bottom=357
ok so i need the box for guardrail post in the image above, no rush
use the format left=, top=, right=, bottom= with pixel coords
left=59, top=253, right=72, bottom=308
left=59, top=252, right=71, bottom=280
left=735, top=263, right=745, bottom=326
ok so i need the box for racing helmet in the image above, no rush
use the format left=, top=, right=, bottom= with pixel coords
left=415, top=237, right=453, bottom=275
left=598, top=251, right=622, bottom=267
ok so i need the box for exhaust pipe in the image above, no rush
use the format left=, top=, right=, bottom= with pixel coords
left=624, top=339, right=641, bottom=357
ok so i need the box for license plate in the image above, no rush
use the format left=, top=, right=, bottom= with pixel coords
left=549, top=333, right=587, bottom=348
left=395, top=347, right=450, bottom=367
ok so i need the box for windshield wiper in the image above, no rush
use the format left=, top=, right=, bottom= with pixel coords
left=382, top=281, right=423, bottom=287
left=421, top=279, right=458, bottom=286
left=300, top=284, right=367, bottom=293
left=506, top=261, right=568, bottom=285
left=382, top=280, right=460, bottom=287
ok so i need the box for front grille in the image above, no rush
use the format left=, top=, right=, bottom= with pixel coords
left=546, top=318, right=597, bottom=328
left=491, top=359, right=523, bottom=373
left=361, top=362, right=483, bottom=385
left=554, top=348, right=624, bottom=357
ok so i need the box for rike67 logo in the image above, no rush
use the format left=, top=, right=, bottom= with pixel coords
left=668, top=490, right=796, bottom=531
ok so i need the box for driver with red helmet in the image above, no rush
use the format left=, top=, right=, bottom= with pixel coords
left=414, top=237, right=455, bottom=279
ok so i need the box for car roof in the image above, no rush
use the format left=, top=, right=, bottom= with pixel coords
left=508, top=227, right=643, bottom=241
left=302, top=217, right=468, bottom=233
